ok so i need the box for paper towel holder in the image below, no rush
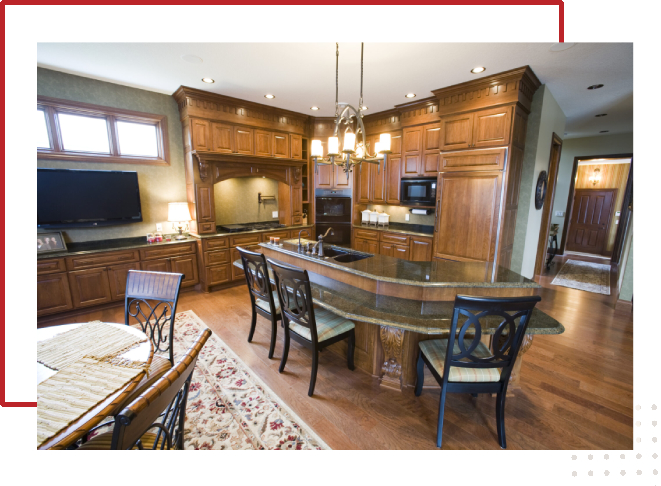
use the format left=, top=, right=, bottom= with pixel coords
left=409, top=208, right=433, bottom=215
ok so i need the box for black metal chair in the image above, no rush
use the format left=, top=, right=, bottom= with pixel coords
left=237, top=246, right=281, bottom=359
left=268, top=258, right=355, bottom=397
left=414, top=294, right=541, bottom=448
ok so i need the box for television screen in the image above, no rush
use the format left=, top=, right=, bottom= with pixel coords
left=37, top=168, right=143, bottom=228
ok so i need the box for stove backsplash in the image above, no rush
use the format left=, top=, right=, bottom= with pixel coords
left=214, top=177, right=280, bottom=225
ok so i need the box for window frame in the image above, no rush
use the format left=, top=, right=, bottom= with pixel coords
left=37, top=95, right=170, bottom=166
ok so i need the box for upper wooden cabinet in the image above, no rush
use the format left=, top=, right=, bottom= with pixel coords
left=290, top=134, right=303, bottom=160
left=440, top=148, right=507, bottom=172
left=315, top=156, right=352, bottom=191
left=234, top=126, right=254, bottom=155
left=273, top=133, right=290, bottom=158
left=254, top=130, right=273, bottom=157
left=440, top=107, right=512, bottom=151
left=401, top=124, right=440, bottom=178
left=211, top=122, right=233, bottom=153
left=401, top=126, right=422, bottom=178
left=192, top=119, right=211, bottom=151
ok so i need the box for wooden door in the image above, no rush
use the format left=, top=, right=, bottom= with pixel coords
left=433, top=171, right=503, bottom=262
left=234, top=126, right=254, bottom=155
left=410, top=237, right=433, bottom=261
left=371, top=163, right=386, bottom=203
left=210, top=122, right=233, bottom=153
left=566, top=189, right=616, bottom=255
left=356, top=161, right=371, bottom=203
left=401, top=127, right=422, bottom=178
left=255, top=130, right=273, bottom=157
left=191, top=119, right=210, bottom=151
left=37, top=273, right=73, bottom=316
left=333, top=165, right=352, bottom=189
left=68, top=267, right=113, bottom=309
left=290, top=134, right=303, bottom=159
left=379, top=242, right=395, bottom=258
left=195, top=185, right=215, bottom=223
left=393, top=244, right=410, bottom=260
left=440, top=113, right=473, bottom=151
left=421, top=124, right=441, bottom=176
left=385, top=157, right=402, bottom=204
left=291, top=185, right=303, bottom=219
left=140, top=258, right=171, bottom=273
left=315, top=163, right=333, bottom=189
left=354, top=238, right=379, bottom=254
left=107, top=262, right=140, bottom=301
left=171, top=254, right=200, bottom=287
left=472, top=106, right=511, bottom=148
left=273, top=133, right=290, bottom=158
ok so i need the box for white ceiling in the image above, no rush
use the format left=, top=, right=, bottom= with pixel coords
left=37, top=42, right=633, bottom=139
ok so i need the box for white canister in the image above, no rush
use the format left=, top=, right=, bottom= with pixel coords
left=369, top=211, right=379, bottom=224
left=378, top=212, right=390, bottom=225
left=361, top=209, right=372, bottom=223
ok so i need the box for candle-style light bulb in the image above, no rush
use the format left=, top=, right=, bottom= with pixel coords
left=328, top=136, right=339, bottom=155
left=379, top=133, right=391, bottom=151
left=374, top=141, right=382, bottom=156
left=343, top=132, right=356, bottom=153
left=311, top=139, right=323, bottom=157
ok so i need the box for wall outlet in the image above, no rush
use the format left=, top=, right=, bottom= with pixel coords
left=272, top=211, right=279, bottom=218
left=554, top=211, right=565, bottom=217
left=405, top=214, right=410, bottom=221
left=156, top=223, right=163, bottom=231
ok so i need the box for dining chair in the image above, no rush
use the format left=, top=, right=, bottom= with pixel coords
left=78, top=328, right=211, bottom=450
left=267, top=258, right=355, bottom=397
left=237, top=247, right=281, bottom=359
left=414, top=294, right=541, bottom=449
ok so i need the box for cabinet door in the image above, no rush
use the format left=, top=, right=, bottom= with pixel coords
left=37, top=272, right=73, bottom=316
left=421, top=124, right=441, bottom=176
left=171, top=254, right=199, bottom=287
left=273, top=133, right=290, bottom=158
left=385, top=157, right=402, bottom=204
left=371, top=163, right=386, bottom=203
left=433, top=171, right=503, bottom=262
left=68, top=267, right=113, bottom=309
left=439, top=148, right=506, bottom=172
left=206, top=264, right=231, bottom=286
left=211, top=122, right=233, bottom=153
left=140, top=258, right=171, bottom=273
left=195, top=185, right=215, bottom=223
left=390, top=132, right=402, bottom=157
left=401, top=127, right=423, bottom=178
left=255, top=130, right=273, bottom=157
left=357, top=158, right=371, bottom=203
left=393, top=244, right=410, bottom=260
left=107, top=262, right=141, bottom=301
left=290, top=134, right=303, bottom=159
left=234, top=126, right=254, bottom=155
left=291, top=185, right=303, bottom=218
left=315, top=163, right=333, bottom=189
left=440, top=113, right=473, bottom=151
left=472, top=106, right=511, bottom=148
left=191, top=119, right=211, bottom=151
left=332, top=165, right=352, bottom=189
left=410, top=237, right=433, bottom=261
left=379, top=242, right=395, bottom=257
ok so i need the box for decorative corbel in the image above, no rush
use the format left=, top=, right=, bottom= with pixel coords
left=194, top=153, right=209, bottom=181
left=293, top=167, right=301, bottom=184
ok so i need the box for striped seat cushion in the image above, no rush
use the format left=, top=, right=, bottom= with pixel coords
left=110, top=355, right=172, bottom=414
left=78, top=431, right=170, bottom=450
left=256, top=293, right=280, bottom=314
left=289, top=307, right=354, bottom=343
left=419, top=339, right=501, bottom=383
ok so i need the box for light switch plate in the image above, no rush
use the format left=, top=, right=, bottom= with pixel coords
left=272, top=211, right=279, bottom=218
left=615, top=211, right=621, bottom=216
left=405, top=214, right=410, bottom=221
left=156, top=223, right=163, bottom=231
left=554, top=211, right=565, bottom=217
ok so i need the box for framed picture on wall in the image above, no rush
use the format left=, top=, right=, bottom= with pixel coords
left=37, top=232, right=67, bottom=254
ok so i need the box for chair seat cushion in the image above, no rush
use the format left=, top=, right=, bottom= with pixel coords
left=78, top=430, right=169, bottom=450
left=256, top=293, right=280, bottom=314
left=110, top=355, right=172, bottom=413
left=419, top=339, right=501, bottom=383
left=289, top=306, right=355, bottom=342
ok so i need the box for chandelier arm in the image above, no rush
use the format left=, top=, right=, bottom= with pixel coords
left=359, top=42, right=364, bottom=111
left=335, top=42, right=339, bottom=118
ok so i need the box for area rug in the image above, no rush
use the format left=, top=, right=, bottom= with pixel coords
left=551, top=259, right=611, bottom=295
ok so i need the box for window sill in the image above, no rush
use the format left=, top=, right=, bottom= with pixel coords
left=37, top=150, right=170, bottom=167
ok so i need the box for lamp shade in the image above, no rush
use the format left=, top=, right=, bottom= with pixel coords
left=379, top=133, right=391, bottom=151
left=343, top=132, right=356, bottom=152
left=311, top=139, right=323, bottom=157
left=168, top=202, right=192, bottom=222
left=328, top=136, right=339, bottom=155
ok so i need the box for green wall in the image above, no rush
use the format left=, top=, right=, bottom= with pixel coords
left=619, top=245, right=633, bottom=301
left=37, top=68, right=186, bottom=242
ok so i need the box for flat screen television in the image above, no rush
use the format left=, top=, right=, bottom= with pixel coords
left=37, top=168, right=143, bottom=228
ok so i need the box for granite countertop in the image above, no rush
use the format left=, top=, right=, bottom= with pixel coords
left=259, top=240, right=541, bottom=289
left=353, top=222, right=434, bottom=238
left=195, top=224, right=314, bottom=239
left=233, top=260, right=562, bottom=335
left=37, top=235, right=199, bottom=260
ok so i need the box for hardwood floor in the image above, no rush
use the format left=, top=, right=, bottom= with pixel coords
left=39, top=255, right=633, bottom=450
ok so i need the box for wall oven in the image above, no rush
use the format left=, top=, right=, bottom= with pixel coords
left=400, top=178, right=437, bottom=206
left=315, top=189, right=352, bottom=246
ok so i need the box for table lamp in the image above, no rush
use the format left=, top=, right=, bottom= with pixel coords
left=168, top=202, right=192, bottom=240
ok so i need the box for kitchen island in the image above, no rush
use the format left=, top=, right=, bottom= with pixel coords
left=236, top=240, right=564, bottom=392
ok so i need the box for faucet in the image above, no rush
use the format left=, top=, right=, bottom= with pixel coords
left=312, top=227, right=334, bottom=257
left=298, top=229, right=307, bottom=252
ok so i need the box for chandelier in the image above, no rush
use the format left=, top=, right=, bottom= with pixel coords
left=311, top=43, right=391, bottom=181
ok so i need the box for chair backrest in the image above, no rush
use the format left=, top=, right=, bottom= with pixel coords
left=444, top=294, right=542, bottom=384
left=237, top=246, right=278, bottom=315
left=267, top=258, right=318, bottom=343
left=110, top=328, right=212, bottom=450
left=125, top=270, right=183, bottom=366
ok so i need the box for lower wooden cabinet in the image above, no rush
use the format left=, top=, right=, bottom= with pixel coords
left=37, top=272, right=73, bottom=316
left=140, top=258, right=171, bottom=273
left=171, top=254, right=199, bottom=287
left=108, top=263, right=141, bottom=301
left=354, top=237, right=379, bottom=254
left=353, top=229, right=433, bottom=262
left=68, top=267, right=113, bottom=309
left=410, top=237, right=433, bottom=261
left=205, top=264, right=232, bottom=286
left=380, top=242, right=410, bottom=260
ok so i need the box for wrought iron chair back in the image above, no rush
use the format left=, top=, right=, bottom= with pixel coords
left=110, top=328, right=211, bottom=450
left=237, top=247, right=278, bottom=316
left=444, top=294, right=541, bottom=385
left=125, top=270, right=183, bottom=366
left=268, top=258, right=318, bottom=344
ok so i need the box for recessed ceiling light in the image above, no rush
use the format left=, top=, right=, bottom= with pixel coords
left=549, top=42, right=576, bottom=52
left=181, top=54, right=203, bottom=64
left=264, top=94, right=275, bottom=99
left=587, top=84, right=604, bottom=90
left=595, top=113, right=608, bottom=117
left=405, top=93, right=416, bottom=99
left=201, top=78, right=215, bottom=84
left=360, top=106, right=368, bottom=111
left=600, top=130, right=609, bottom=133
left=310, top=106, right=319, bottom=111
left=471, top=67, right=486, bottom=74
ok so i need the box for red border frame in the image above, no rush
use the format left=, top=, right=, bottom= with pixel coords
left=2, top=1, right=563, bottom=408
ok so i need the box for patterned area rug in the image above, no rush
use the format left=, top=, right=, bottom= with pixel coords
left=551, top=259, right=611, bottom=295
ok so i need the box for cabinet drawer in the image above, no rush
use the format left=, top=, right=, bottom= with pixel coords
left=206, top=264, right=231, bottom=286
left=230, top=234, right=262, bottom=247
left=198, top=222, right=216, bottom=233
left=440, top=148, right=506, bottom=172
left=37, top=258, right=66, bottom=275
left=204, top=249, right=230, bottom=267
left=292, top=215, right=303, bottom=225
left=380, top=232, right=410, bottom=245
left=66, top=250, right=140, bottom=271
left=354, top=228, right=379, bottom=241
left=203, top=237, right=229, bottom=251
left=262, top=230, right=291, bottom=241
left=140, top=242, right=196, bottom=261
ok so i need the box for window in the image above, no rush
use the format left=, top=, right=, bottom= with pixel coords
left=37, top=96, right=169, bottom=166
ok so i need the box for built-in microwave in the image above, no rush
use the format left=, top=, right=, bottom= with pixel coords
left=400, top=178, right=437, bottom=206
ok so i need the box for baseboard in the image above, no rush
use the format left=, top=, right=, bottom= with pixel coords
left=615, top=299, right=633, bottom=313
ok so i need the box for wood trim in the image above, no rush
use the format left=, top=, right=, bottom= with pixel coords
left=611, top=158, right=633, bottom=264
left=615, top=299, right=633, bottom=313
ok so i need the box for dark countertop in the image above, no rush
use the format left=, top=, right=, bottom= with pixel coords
left=37, top=235, right=199, bottom=260
left=194, top=224, right=314, bottom=239
left=259, top=240, right=540, bottom=289
left=353, top=222, right=434, bottom=238
left=233, top=260, right=562, bottom=335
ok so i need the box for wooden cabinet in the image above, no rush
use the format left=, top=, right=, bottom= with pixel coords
left=204, top=249, right=231, bottom=267
left=211, top=122, right=233, bottom=153
left=37, top=258, right=66, bottom=275
left=139, top=242, right=196, bottom=261
left=380, top=242, right=410, bottom=260
left=291, top=185, right=303, bottom=223
left=354, top=237, right=379, bottom=254
left=202, top=236, right=229, bottom=251
left=171, top=254, right=199, bottom=287
left=401, top=126, right=423, bottom=178
left=441, top=107, right=511, bottom=151
left=37, top=273, right=73, bottom=316
left=195, top=185, right=215, bottom=223
left=401, top=124, right=440, bottom=178
left=315, top=162, right=352, bottom=190
left=68, top=267, right=113, bottom=309
left=66, top=250, right=139, bottom=272
left=385, top=157, right=402, bottom=204
left=254, top=130, right=273, bottom=157
left=433, top=171, right=503, bottom=262
left=140, top=258, right=171, bottom=273
left=440, top=148, right=506, bottom=172
left=273, top=133, right=290, bottom=158
left=356, top=162, right=371, bottom=203
left=422, top=124, right=441, bottom=176
left=205, top=264, right=231, bottom=287
left=234, top=126, right=254, bottom=155
left=191, top=119, right=211, bottom=151
left=107, top=262, right=140, bottom=301
left=410, top=236, right=433, bottom=261
left=290, top=134, right=303, bottom=160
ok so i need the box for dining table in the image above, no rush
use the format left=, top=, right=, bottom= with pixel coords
left=37, top=323, right=153, bottom=450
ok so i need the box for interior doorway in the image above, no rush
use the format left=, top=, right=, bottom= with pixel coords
left=565, top=188, right=617, bottom=255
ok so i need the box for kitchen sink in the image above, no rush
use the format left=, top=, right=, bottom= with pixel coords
left=321, top=247, right=349, bottom=258
left=333, top=253, right=372, bottom=263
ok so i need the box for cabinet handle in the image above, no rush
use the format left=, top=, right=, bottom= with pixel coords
left=118, top=255, right=133, bottom=260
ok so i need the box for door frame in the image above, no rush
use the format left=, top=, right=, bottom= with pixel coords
left=558, top=153, right=633, bottom=256
left=533, top=133, right=563, bottom=277
left=565, top=187, right=618, bottom=256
